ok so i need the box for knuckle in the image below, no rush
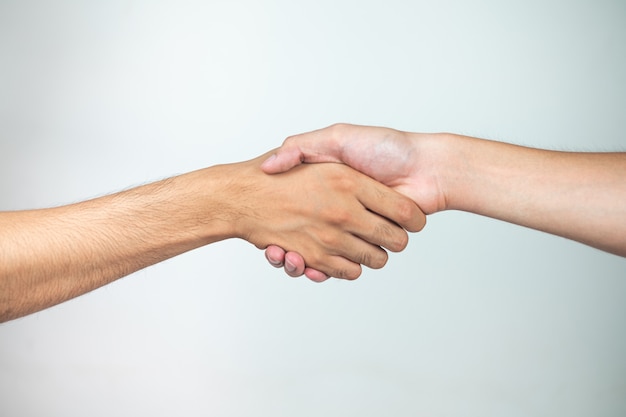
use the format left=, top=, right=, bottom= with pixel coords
left=345, top=267, right=362, bottom=280
left=332, top=210, right=353, bottom=225
left=356, top=247, right=389, bottom=269
left=319, top=232, right=340, bottom=248
left=394, top=199, right=419, bottom=226
left=415, top=213, right=427, bottom=232
left=390, top=230, right=409, bottom=252
left=334, top=264, right=362, bottom=280
left=337, top=173, right=355, bottom=187
left=328, top=122, right=348, bottom=136
left=325, top=169, right=356, bottom=192
left=357, top=250, right=372, bottom=267
left=375, top=222, right=408, bottom=252
left=369, top=249, right=389, bottom=269
left=282, top=133, right=297, bottom=146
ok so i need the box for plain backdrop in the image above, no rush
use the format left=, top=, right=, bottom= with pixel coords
left=1, top=1, right=625, bottom=416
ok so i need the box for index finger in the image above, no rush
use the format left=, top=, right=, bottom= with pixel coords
left=357, top=176, right=426, bottom=233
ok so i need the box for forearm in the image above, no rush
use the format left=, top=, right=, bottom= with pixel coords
left=434, top=133, right=626, bottom=255
left=1, top=151, right=419, bottom=320
left=0, top=166, right=235, bottom=322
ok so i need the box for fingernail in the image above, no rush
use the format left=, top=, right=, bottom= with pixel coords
left=268, top=258, right=282, bottom=267
left=285, top=259, right=296, bottom=272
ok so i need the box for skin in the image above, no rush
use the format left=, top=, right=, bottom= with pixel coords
left=262, top=123, right=626, bottom=280
left=0, top=151, right=424, bottom=322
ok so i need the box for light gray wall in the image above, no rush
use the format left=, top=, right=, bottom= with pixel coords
left=1, top=1, right=625, bottom=416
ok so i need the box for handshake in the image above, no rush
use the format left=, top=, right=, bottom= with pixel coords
left=2, top=123, right=624, bottom=322
left=214, top=122, right=626, bottom=281
left=245, top=124, right=431, bottom=282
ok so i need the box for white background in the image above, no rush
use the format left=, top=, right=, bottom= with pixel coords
left=1, top=1, right=625, bottom=416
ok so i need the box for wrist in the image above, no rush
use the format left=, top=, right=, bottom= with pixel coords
left=425, top=132, right=494, bottom=214
left=181, top=163, right=247, bottom=243
left=403, top=131, right=457, bottom=214
left=432, top=132, right=471, bottom=213
left=196, top=157, right=272, bottom=245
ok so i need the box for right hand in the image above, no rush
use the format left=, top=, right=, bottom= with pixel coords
left=261, top=123, right=444, bottom=280
left=261, top=123, right=445, bottom=215
left=229, top=151, right=425, bottom=280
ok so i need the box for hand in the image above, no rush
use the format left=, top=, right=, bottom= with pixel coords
left=262, top=123, right=626, bottom=265
left=261, top=123, right=445, bottom=214
left=230, top=151, right=425, bottom=280
left=260, top=123, right=441, bottom=280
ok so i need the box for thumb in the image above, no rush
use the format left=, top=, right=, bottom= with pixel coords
left=260, top=146, right=305, bottom=174
left=261, top=125, right=345, bottom=174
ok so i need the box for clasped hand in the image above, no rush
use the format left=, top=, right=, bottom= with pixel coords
left=231, top=151, right=425, bottom=281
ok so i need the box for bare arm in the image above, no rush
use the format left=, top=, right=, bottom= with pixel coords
left=0, top=151, right=423, bottom=322
left=261, top=124, right=626, bottom=276
left=437, top=134, right=626, bottom=255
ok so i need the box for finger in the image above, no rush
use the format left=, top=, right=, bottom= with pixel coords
left=325, top=257, right=362, bottom=280
left=357, top=178, right=426, bottom=233
left=265, top=245, right=286, bottom=268
left=260, top=148, right=304, bottom=174
left=349, top=215, right=410, bottom=254
left=320, top=231, right=390, bottom=271
left=260, top=125, right=344, bottom=174
left=303, top=249, right=363, bottom=280
left=267, top=240, right=365, bottom=280
left=304, top=268, right=330, bottom=282
left=284, top=251, right=306, bottom=277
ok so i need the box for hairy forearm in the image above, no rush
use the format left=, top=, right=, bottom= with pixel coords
left=0, top=166, right=235, bottom=322
left=1, top=150, right=419, bottom=321
left=434, top=133, right=626, bottom=256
